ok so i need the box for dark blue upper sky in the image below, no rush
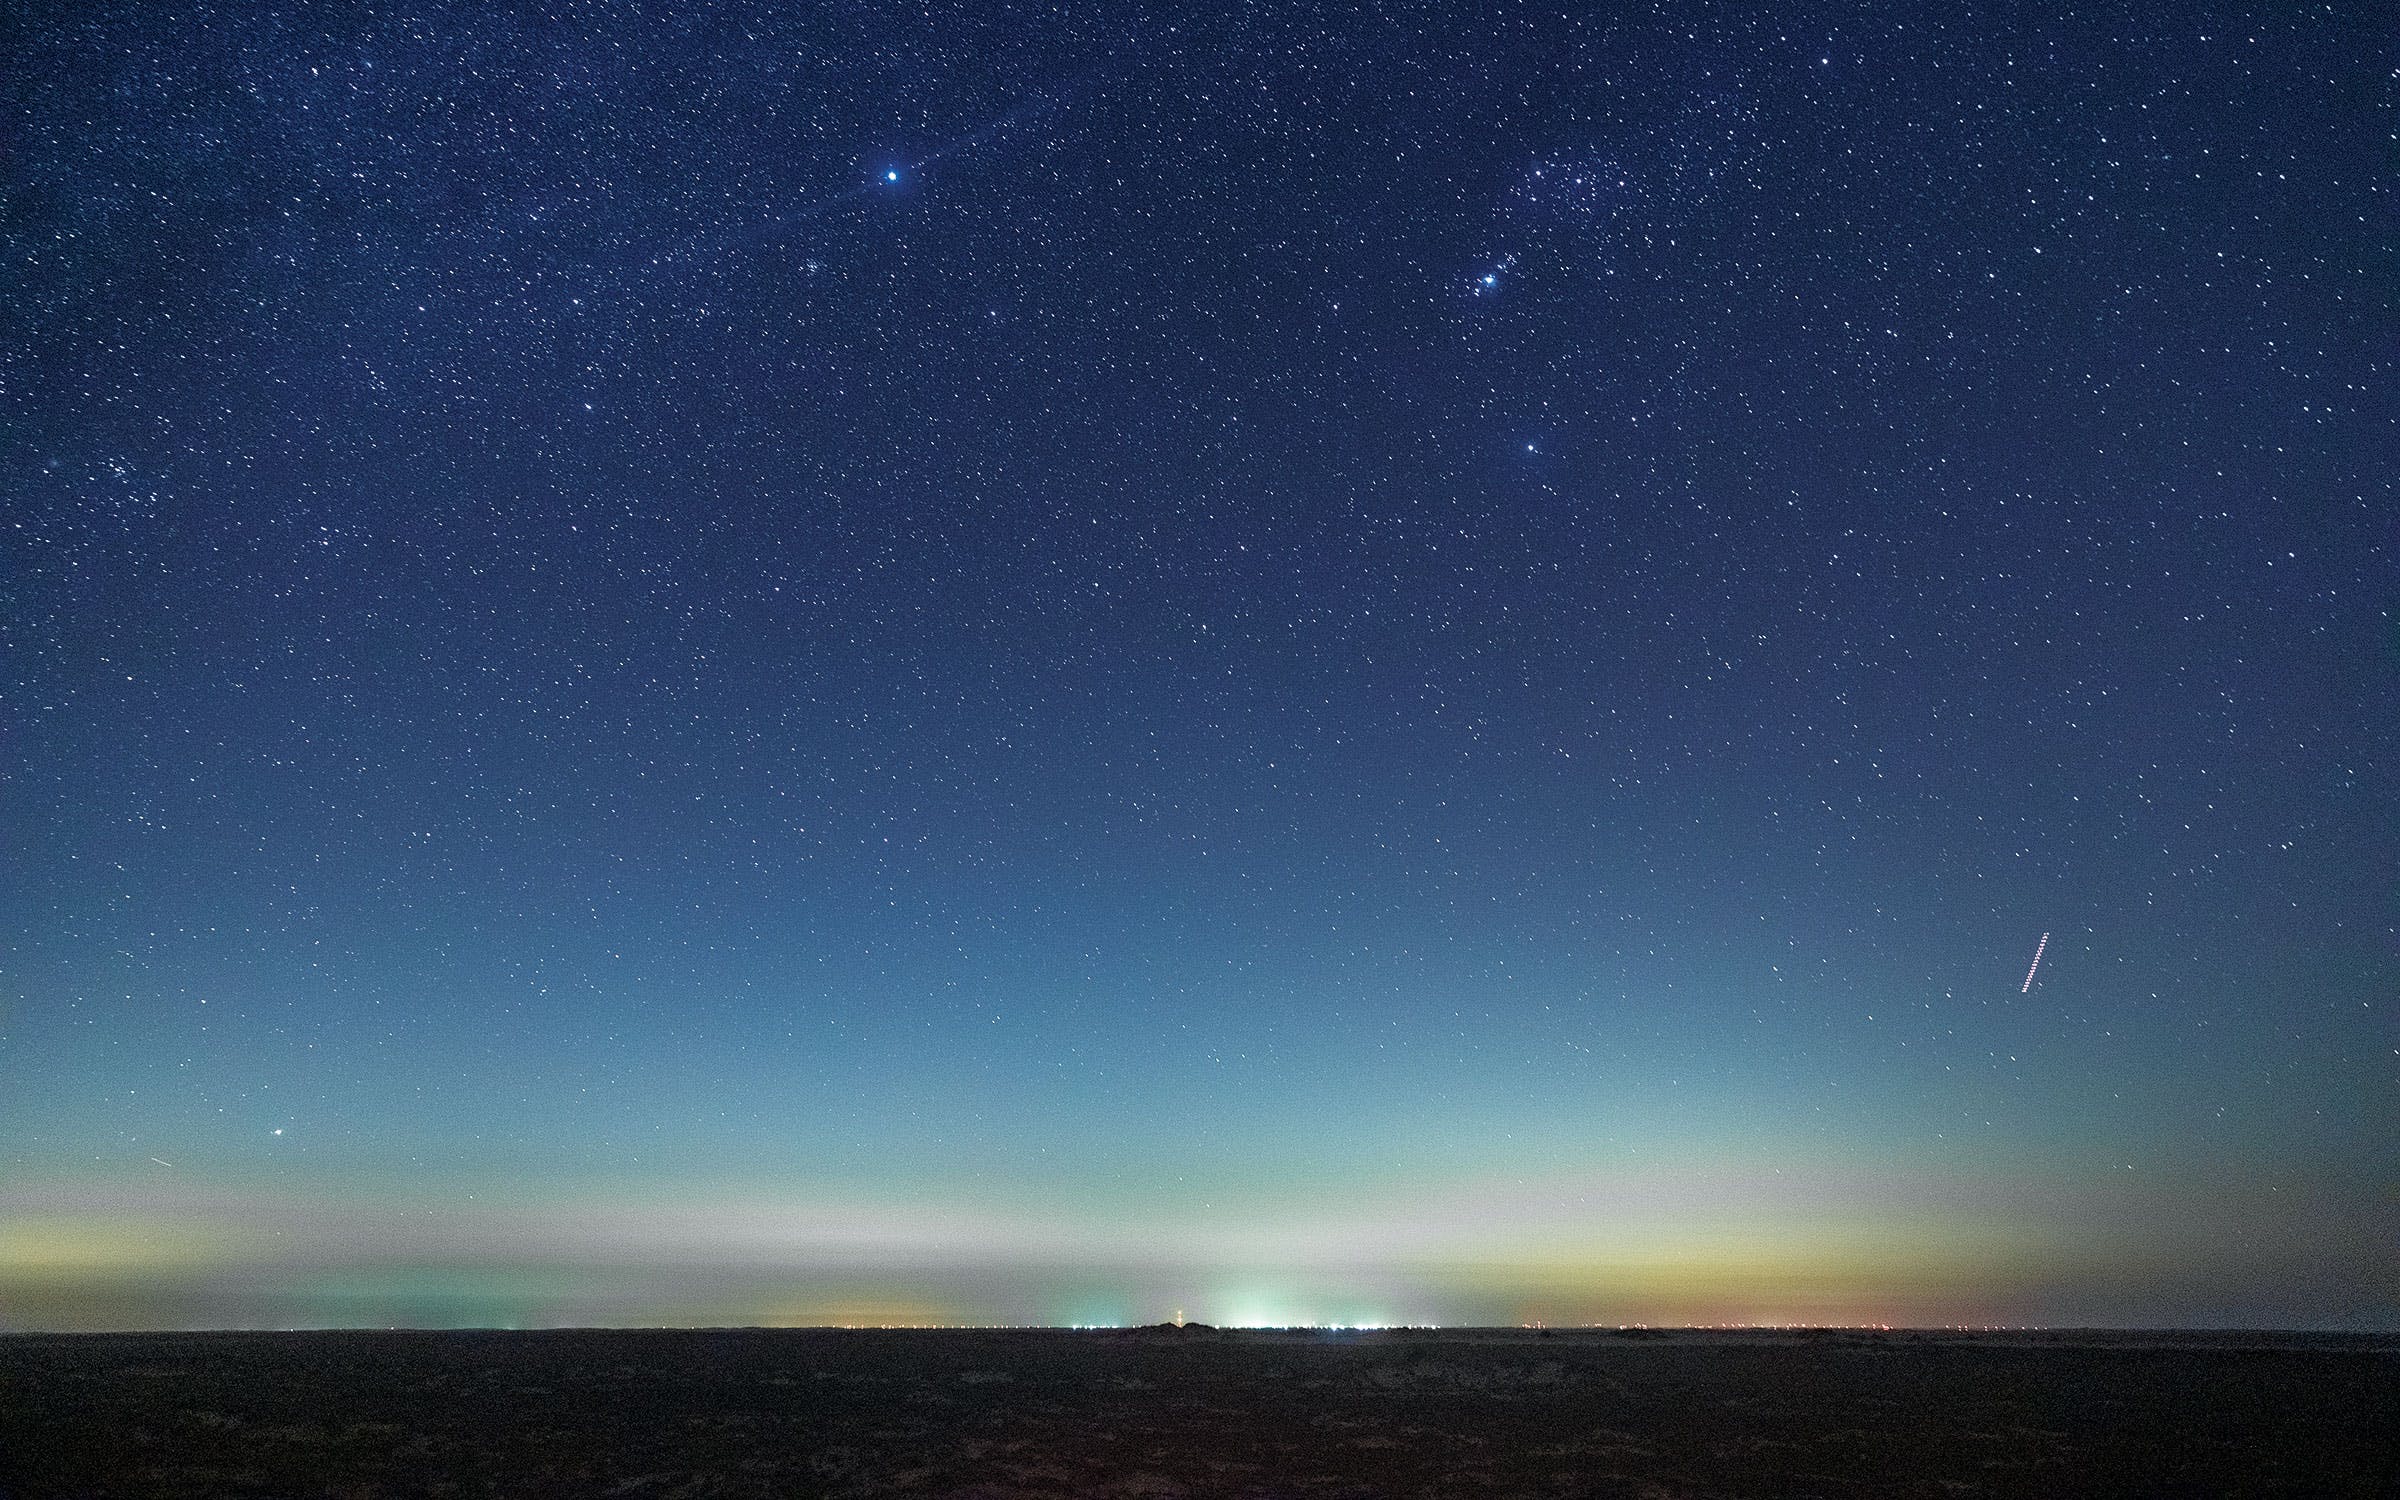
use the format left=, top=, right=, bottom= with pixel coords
left=3, top=1, right=2391, bottom=1330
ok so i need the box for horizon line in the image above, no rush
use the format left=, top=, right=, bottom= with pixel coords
left=9, top=1322, right=2390, bottom=1338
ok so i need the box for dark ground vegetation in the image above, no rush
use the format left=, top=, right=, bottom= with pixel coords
left=2, top=1326, right=2390, bottom=1498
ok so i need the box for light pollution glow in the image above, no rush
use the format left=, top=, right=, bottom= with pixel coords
left=5, top=1154, right=2386, bottom=1332
left=5, top=1, right=2393, bottom=1343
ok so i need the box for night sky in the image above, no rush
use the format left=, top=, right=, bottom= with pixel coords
left=5, top=2, right=2392, bottom=1333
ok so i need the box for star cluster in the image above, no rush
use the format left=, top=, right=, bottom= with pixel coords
left=1, top=1, right=2390, bottom=1331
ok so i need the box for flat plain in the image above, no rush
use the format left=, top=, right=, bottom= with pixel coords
left=2, top=1326, right=2390, bottom=1498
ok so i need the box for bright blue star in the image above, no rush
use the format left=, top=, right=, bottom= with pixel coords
left=884, top=169, right=901, bottom=183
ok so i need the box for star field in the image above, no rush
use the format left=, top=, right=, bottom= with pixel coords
left=2, top=1, right=2391, bottom=1331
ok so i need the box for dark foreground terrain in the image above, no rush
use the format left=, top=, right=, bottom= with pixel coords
left=1, top=1326, right=2391, bottom=1498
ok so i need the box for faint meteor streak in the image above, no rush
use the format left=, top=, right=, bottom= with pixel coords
left=149, top=1157, right=175, bottom=1168
left=2021, top=933, right=2050, bottom=993
left=642, top=61, right=1118, bottom=278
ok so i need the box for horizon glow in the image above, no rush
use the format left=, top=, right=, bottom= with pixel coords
left=3, top=3, right=2391, bottom=1333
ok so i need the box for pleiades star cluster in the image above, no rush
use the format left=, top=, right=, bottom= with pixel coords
left=3, top=1, right=2390, bottom=1332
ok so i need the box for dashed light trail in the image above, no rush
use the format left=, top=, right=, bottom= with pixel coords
left=2021, top=933, right=2050, bottom=993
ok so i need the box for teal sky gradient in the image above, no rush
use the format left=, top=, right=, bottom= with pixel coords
left=5, top=1, right=2393, bottom=1330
